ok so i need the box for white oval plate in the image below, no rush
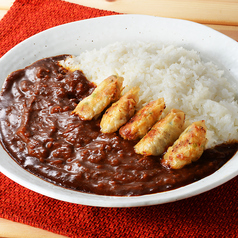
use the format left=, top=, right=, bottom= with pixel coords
left=0, top=15, right=237, bottom=207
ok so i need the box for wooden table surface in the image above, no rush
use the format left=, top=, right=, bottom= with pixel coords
left=0, top=0, right=238, bottom=41
left=0, top=0, right=238, bottom=237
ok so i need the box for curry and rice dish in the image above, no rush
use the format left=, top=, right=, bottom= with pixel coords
left=0, top=42, right=237, bottom=196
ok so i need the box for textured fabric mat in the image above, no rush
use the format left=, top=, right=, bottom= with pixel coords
left=0, top=0, right=237, bottom=237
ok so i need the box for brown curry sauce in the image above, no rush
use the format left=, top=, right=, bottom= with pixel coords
left=0, top=55, right=237, bottom=196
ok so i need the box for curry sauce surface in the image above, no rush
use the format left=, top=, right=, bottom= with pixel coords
left=0, top=56, right=237, bottom=196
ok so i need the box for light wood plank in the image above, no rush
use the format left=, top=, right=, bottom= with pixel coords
left=0, top=9, right=7, bottom=18
left=65, top=0, right=238, bottom=25
left=0, top=0, right=13, bottom=19
left=206, top=24, right=238, bottom=41
left=0, top=0, right=14, bottom=9
left=0, top=218, right=68, bottom=238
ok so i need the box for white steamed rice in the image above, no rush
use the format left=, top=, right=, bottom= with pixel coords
left=60, top=41, right=238, bottom=149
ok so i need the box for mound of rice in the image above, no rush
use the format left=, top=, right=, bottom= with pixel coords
left=60, top=41, right=238, bottom=149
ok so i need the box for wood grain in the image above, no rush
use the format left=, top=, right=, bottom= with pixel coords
left=0, top=218, right=68, bottom=238
left=0, top=9, right=7, bottom=18
left=0, top=0, right=13, bottom=9
left=206, top=24, right=238, bottom=41
left=0, top=1, right=237, bottom=40
left=66, top=0, right=238, bottom=25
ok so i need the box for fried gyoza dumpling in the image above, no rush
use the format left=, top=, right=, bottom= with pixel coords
left=119, top=98, right=166, bottom=140
left=73, top=75, right=124, bottom=120
left=162, top=120, right=207, bottom=169
left=134, top=109, right=185, bottom=156
left=100, top=86, right=140, bottom=133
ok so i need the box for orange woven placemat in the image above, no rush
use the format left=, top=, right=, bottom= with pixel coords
left=0, top=0, right=237, bottom=237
